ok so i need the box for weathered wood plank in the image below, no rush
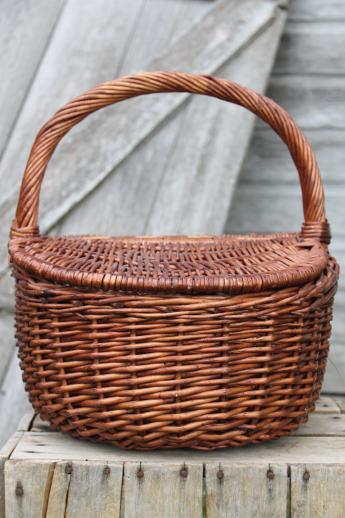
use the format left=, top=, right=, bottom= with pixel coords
left=46, top=461, right=123, bottom=518
left=0, top=312, right=15, bottom=383
left=0, top=0, right=65, bottom=157
left=275, top=21, right=345, bottom=75
left=0, top=434, right=23, bottom=518
left=314, top=397, right=341, bottom=415
left=122, top=462, right=203, bottom=518
left=205, top=463, right=288, bottom=518
left=10, top=432, right=345, bottom=464
left=293, top=414, right=345, bottom=437
left=290, top=0, right=345, bottom=21
left=225, top=184, right=344, bottom=236
left=57, top=6, right=286, bottom=237
left=265, top=76, right=345, bottom=129
left=4, top=460, right=54, bottom=518
left=290, top=464, right=345, bottom=518
left=0, top=354, right=31, bottom=448
left=238, top=129, right=345, bottom=186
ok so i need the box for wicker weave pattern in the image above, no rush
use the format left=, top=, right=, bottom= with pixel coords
left=9, top=73, right=339, bottom=449
left=14, top=259, right=338, bottom=449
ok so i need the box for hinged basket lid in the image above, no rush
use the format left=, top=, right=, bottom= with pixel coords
left=9, top=233, right=328, bottom=294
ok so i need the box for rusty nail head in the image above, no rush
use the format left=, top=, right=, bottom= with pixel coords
left=15, top=481, right=24, bottom=497
left=217, top=469, right=224, bottom=481
left=267, top=468, right=275, bottom=481
left=180, top=464, right=188, bottom=478
left=137, top=464, right=144, bottom=479
left=103, top=465, right=111, bottom=479
left=303, top=469, right=310, bottom=482
left=65, top=462, right=73, bottom=475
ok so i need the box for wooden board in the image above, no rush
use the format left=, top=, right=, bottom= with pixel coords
left=2, top=396, right=345, bottom=517
left=0, top=0, right=65, bottom=157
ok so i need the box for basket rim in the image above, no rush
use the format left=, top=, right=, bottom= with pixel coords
left=9, top=232, right=329, bottom=295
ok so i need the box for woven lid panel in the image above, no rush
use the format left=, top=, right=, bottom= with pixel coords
left=10, top=233, right=328, bottom=294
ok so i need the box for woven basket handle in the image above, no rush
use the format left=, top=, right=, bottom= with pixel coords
left=12, top=72, right=330, bottom=243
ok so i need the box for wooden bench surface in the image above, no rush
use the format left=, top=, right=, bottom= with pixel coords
left=1, top=395, right=345, bottom=517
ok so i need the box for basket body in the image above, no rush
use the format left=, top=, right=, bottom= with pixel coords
left=9, top=72, right=340, bottom=449
left=13, top=250, right=338, bottom=450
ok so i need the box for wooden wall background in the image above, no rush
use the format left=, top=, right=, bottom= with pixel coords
left=0, top=0, right=343, bottom=449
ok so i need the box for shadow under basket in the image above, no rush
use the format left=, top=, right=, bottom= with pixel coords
left=9, top=72, right=339, bottom=450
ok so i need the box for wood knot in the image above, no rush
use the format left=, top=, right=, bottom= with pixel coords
left=15, top=481, right=24, bottom=497
left=303, top=469, right=310, bottom=482
left=65, top=462, right=73, bottom=475
left=180, top=465, right=188, bottom=479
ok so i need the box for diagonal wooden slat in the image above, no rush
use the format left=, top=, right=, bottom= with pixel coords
left=0, top=0, right=65, bottom=158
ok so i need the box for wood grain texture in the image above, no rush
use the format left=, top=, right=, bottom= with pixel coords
left=122, top=462, right=203, bottom=518
left=205, top=463, right=288, bottom=518
left=289, top=0, right=345, bottom=21
left=275, top=21, right=345, bottom=75
left=46, top=461, right=123, bottom=518
left=4, top=460, right=54, bottom=518
left=0, top=0, right=65, bottom=157
left=290, top=464, right=345, bottom=518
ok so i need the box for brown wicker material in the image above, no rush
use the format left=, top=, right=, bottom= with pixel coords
left=9, top=72, right=339, bottom=450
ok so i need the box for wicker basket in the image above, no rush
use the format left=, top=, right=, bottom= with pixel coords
left=9, top=72, right=339, bottom=450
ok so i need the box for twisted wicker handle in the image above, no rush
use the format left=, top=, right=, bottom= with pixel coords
left=12, top=72, right=330, bottom=243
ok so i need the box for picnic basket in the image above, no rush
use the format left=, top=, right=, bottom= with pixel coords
left=9, top=72, right=339, bottom=450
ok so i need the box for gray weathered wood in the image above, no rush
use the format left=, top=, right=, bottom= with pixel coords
left=4, top=460, right=54, bottom=518
left=57, top=6, right=286, bottom=238
left=0, top=354, right=31, bottom=448
left=0, top=434, right=23, bottom=518
left=290, top=0, right=345, bottom=21
left=275, top=20, right=345, bottom=75
left=205, top=463, right=288, bottom=518
left=10, top=431, right=345, bottom=465
left=46, top=461, right=123, bottom=518
left=122, top=462, right=203, bottom=518
left=290, top=464, right=345, bottom=518
left=314, top=396, right=341, bottom=414
left=0, top=0, right=65, bottom=157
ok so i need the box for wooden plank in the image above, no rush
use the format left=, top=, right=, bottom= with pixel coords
left=0, top=353, right=31, bottom=448
left=10, top=432, right=345, bottom=464
left=293, top=414, right=345, bottom=437
left=46, top=461, right=123, bottom=518
left=238, top=129, right=345, bottom=185
left=0, top=0, right=65, bottom=157
left=265, top=76, right=345, bottom=129
left=0, top=312, right=15, bottom=382
left=0, top=434, right=23, bottom=518
left=0, top=0, right=284, bottom=274
left=205, top=463, right=288, bottom=518
left=4, top=460, right=54, bottom=518
left=122, top=462, right=203, bottom=518
left=333, top=396, right=345, bottom=413
left=57, top=5, right=286, bottom=237
left=275, top=21, right=345, bottom=75
left=289, top=0, right=345, bottom=21
left=225, top=184, right=344, bottom=236
left=290, top=464, right=345, bottom=518
left=314, top=397, right=341, bottom=415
